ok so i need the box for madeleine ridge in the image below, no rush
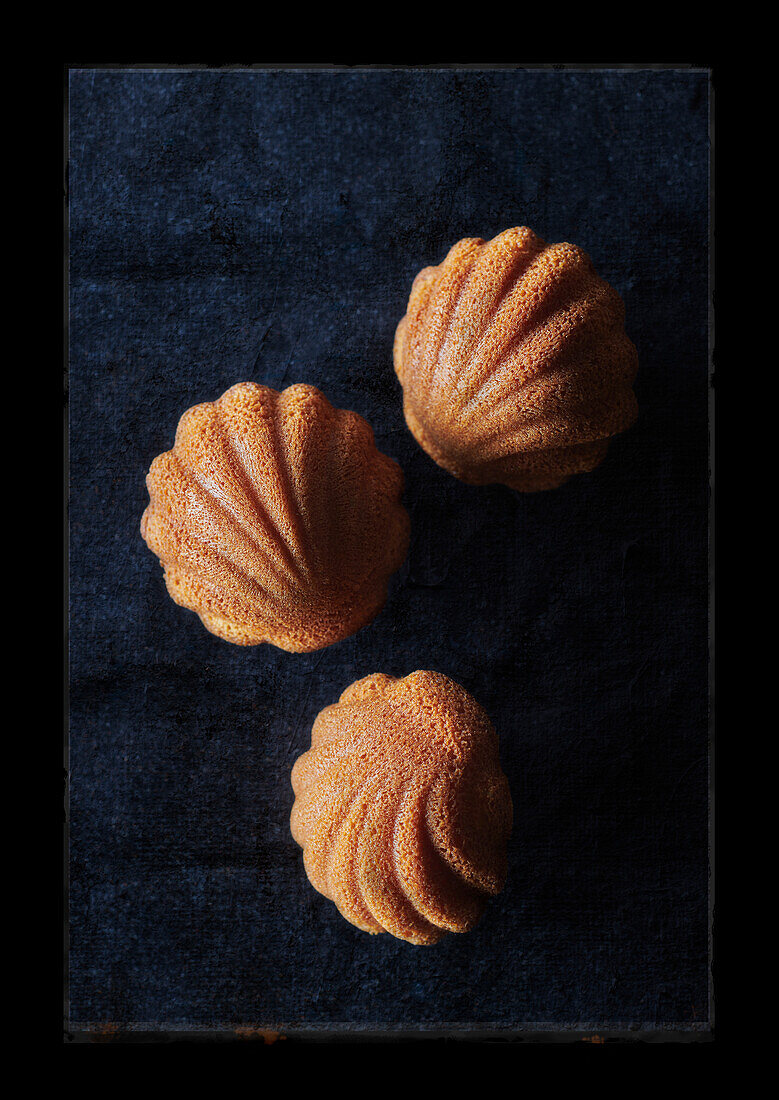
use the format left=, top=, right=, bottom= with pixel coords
left=141, top=382, right=410, bottom=651
left=394, top=226, right=638, bottom=491
left=291, top=671, right=513, bottom=945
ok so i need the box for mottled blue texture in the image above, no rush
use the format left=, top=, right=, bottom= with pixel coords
left=68, top=68, right=710, bottom=1034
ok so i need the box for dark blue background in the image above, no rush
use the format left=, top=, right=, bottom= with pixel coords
left=68, top=68, right=710, bottom=1034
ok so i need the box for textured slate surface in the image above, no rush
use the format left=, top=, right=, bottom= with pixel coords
left=68, top=68, right=710, bottom=1034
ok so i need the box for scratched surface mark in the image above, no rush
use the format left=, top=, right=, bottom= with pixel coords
left=68, top=68, right=710, bottom=1032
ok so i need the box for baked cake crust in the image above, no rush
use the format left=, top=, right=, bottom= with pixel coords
left=394, top=226, right=638, bottom=491
left=291, top=671, right=513, bottom=945
left=141, top=382, right=410, bottom=651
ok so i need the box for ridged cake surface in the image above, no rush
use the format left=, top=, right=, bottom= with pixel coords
left=141, top=382, right=409, bottom=651
left=290, top=671, right=513, bottom=945
left=394, top=226, right=638, bottom=491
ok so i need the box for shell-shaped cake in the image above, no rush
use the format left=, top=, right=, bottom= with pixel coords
left=290, top=671, right=513, bottom=945
left=141, top=383, right=410, bottom=651
left=394, top=226, right=638, bottom=491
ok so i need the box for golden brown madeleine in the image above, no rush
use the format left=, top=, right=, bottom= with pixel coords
left=141, top=383, right=410, bottom=651
left=291, top=671, right=513, bottom=944
left=394, top=226, right=638, bottom=491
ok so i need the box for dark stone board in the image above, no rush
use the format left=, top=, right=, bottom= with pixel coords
left=68, top=68, right=710, bottom=1036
